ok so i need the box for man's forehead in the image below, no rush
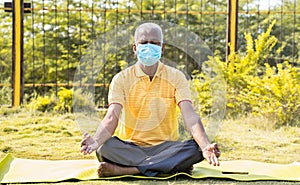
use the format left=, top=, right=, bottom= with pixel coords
left=137, top=35, right=161, bottom=42
left=136, top=27, right=162, bottom=41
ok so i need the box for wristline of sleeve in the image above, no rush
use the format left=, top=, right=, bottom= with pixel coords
left=108, top=102, right=123, bottom=107
left=177, top=99, right=192, bottom=106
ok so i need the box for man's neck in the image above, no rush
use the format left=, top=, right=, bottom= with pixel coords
left=138, top=62, right=159, bottom=78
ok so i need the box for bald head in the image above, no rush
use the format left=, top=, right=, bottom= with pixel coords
left=134, top=23, right=163, bottom=45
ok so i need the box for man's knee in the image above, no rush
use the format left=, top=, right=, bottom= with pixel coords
left=96, top=143, right=105, bottom=162
left=95, top=137, right=116, bottom=162
left=183, top=140, right=204, bottom=162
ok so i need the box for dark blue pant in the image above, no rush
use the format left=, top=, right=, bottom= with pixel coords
left=96, top=136, right=204, bottom=176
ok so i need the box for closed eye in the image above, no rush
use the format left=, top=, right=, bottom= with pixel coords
left=139, top=41, right=161, bottom=45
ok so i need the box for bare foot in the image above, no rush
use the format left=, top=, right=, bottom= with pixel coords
left=97, top=162, right=140, bottom=177
left=183, top=165, right=194, bottom=175
left=172, top=165, right=194, bottom=175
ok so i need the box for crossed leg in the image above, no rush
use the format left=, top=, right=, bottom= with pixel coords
left=96, top=137, right=203, bottom=177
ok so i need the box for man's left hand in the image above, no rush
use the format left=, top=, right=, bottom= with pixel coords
left=202, top=143, right=221, bottom=166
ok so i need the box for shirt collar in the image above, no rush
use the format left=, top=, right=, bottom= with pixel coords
left=135, top=61, right=164, bottom=78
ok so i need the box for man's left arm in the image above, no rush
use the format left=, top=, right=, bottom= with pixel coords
left=179, top=100, right=221, bottom=166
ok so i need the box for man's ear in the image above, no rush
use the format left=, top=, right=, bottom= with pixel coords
left=133, top=43, right=137, bottom=54
left=162, top=43, right=165, bottom=53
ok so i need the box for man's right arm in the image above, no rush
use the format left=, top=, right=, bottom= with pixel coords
left=93, top=103, right=122, bottom=145
left=80, top=103, right=122, bottom=155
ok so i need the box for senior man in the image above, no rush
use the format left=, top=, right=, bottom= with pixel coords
left=80, top=22, right=220, bottom=177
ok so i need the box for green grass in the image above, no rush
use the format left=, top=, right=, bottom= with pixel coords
left=0, top=107, right=299, bottom=185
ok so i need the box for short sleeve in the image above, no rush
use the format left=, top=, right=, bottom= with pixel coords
left=174, top=71, right=192, bottom=105
left=108, top=72, right=125, bottom=107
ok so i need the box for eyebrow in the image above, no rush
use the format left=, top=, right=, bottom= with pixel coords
left=138, top=41, right=162, bottom=46
left=139, top=40, right=161, bottom=43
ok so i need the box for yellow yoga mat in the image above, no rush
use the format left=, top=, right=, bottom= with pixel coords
left=0, top=154, right=300, bottom=183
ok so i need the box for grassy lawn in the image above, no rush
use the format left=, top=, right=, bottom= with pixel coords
left=0, top=107, right=299, bottom=185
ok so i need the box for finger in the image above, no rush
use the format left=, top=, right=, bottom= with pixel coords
left=80, top=140, right=86, bottom=147
left=87, top=146, right=94, bottom=154
left=212, top=154, right=220, bottom=166
left=80, top=136, right=89, bottom=146
left=211, top=143, right=218, bottom=150
left=212, top=148, right=220, bottom=157
left=80, top=145, right=87, bottom=153
left=212, top=154, right=217, bottom=165
left=80, top=133, right=92, bottom=146
left=212, top=143, right=221, bottom=157
left=84, top=147, right=91, bottom=155
left=216, top=150, right=221, bottom=157
left=209, top=153, right=216, bottom=166
left=206, top=154, right=212, bottom=164
left=213, top=143, right=218, bottom=148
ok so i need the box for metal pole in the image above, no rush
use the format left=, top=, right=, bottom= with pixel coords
left=226, top=0, right=238, bottom=60
left=12, top=0, right=24, bottom=107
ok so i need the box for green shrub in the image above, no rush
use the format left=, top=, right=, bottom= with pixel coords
left=26, top=87, right=96, bottom=113
left=191, top=20, right=300, bottom=127
left=0, top=78, right=12, bottom=105
left=54, top=87, right=73, bottom=113
left=27, top=94, right=56, bottom=112
left=245, top=62, right=300, bottom=127
left=27, top=88, right=73, bottom=113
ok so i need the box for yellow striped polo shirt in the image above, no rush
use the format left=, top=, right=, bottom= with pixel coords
left=108, top=61, right=192, bottom=146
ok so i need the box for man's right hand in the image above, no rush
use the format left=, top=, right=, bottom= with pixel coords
left=80, top=133, right=100, bottom=155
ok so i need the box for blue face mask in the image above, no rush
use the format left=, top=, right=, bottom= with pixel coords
left=136, top=43, right=162, bottom=66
